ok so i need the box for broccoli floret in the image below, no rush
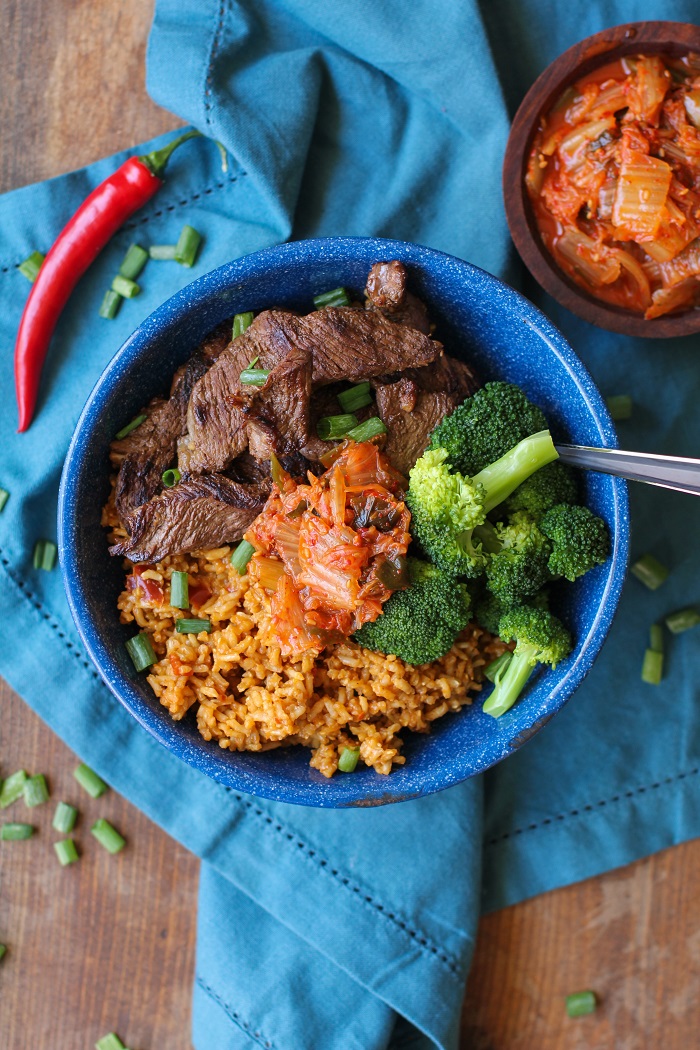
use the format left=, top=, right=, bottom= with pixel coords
left=483, top=604, right=572, bottom=718
left=475, top=583, right=549, bottom=635
left=485, top=511, right=552, bottom=606
left=540, top=504, right=610, bottom=582
left=353, top=558, right=471, bottom=664
left=406, top=432, right=558, bottom=576
left=502, top=461, right=579, bottom=520
left=428, top=382, right=548, bottom=476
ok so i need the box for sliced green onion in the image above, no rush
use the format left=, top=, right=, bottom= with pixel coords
left=111, top=274, right=140, bottom=298
left=484, top=651, right=513, bottom=684
left=231, top=540, right=255, bottom=574
left=317, top=413, right=359, bottom=440
left=115, top=414, right=146, bottom=440
left=606, top=394, right=633, bottom=421
left=565, top=990, right=597, bottom=1017
left=0, top=487, right=9, bottom=513
left=338, top=381, right=373, bottom=413
left=0, top=770, right=27, bottom=809
left=641, top=648, right=663, bottom=685
left=649, top=623, right=664, bottom=654
left=91, top=818, right=126, bottom=855
left=95, top=1033, right=126, bottom=1050
left=239, top=367, right=270, bottom=386
left=314, top=286, right=350, bottom=309
left=148, top=244, right=178, bottom=260
left=99, top=289, right=122, bottom=319
left=174, top=224, right=203, bottom=268
left=23, top=774, right=49, bottom=808
left=346, top=416, right=387, bottom=442
left=338, top=746, right=360, bottom=773
left=161, top=467, right=182, bottom=488
left=73, top=763, right=108, bottom=799
left=19, top=250, right=45, bottom=282
left=0, top=944, right=6, bottom=962
left=125, top=632, right=157, bottom=671
left=630, top=553, right=669, bottom=591
left=1, top=822, right=34, bottom=841
left=32, top=539, right=57, bottom=571
left=53, top=802, right=78, bottom=834
left=665, top=606, right=700, bottom=635
left=175, top=618, right=212, bottom=634
left=54, top=838, right=79, bottom=866
left=118, top=243, right=148, bottom=281
left=232, top=312, right=255, bottom=338
left=170, top=570, right=189, bottom=609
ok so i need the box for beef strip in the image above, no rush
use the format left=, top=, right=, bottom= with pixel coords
left=110, top=476, right=271, bottom=563
left=182, top=307, right=442, bottom=475
left=112, top=350, right=212, bottom=523
left=245, top=344, right=316, bottom=460
left=373, top=354, right=480, bottom=475
left=364, top=260, right=431, bottom=335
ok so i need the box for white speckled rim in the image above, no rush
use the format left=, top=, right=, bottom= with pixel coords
left=59, top=237, right=630, bottom=807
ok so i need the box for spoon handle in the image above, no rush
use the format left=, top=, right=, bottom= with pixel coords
left=555, top=444, right=700, bottom=497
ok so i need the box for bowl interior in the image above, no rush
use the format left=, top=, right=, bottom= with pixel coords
left=59, top=237, right=629, bottom=807
left=503, top=20, right=700, bottom=338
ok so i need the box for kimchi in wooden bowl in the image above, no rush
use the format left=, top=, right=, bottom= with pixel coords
left=503, top=21, right=700, bottom=338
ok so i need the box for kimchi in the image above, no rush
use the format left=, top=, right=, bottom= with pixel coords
left=526, top=51, right=700, bottom=318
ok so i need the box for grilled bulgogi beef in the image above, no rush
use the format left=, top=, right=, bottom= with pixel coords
left=110, top=475, right=271, bottom=564
left=364, top=260, right=431, bottom=335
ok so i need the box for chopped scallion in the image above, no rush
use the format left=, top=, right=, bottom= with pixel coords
left=649, top=623, right=664, bottom=654
left=99, top=289, right=122, bottom=320
left=53, top=802, right=78, bottom=834
left=338, top=746, right=360, bottom=773
left=111, top=274, right=140, bottom=298
left=148, top=244, right=178, bottom=260
left=33, top=539, right=57, bottom=571
left=73, top=763, right=108, bottom=799
left=484, top=651, right=513, bottom=684
left=313, top=286, right=350, bottom=309
left=630, top=553, right=669, bottom=591
left=174, top=224, right=203, bottom=268
left=175, top=618, right=212, bottom=634
left=125, top=632, right=157, bottom=671
left=665, top=606, right=700, bottom=635
left=346, top=416, right=387, bottom=442
left=95, top=1033, right=127, bottom=1050
left=170, top=570, right=189, bottom=609
left=565, top=990, right=598, bottom=1017
left=232, top=312, right=255, bottom=338
left=161, top=467, right=182, bottom=488
left=239, top=367, right=270, bottom=386
left=1, top=822, right=34, bottom=841
left=19, top=250, right=45, bottom=282
left=641, top=648, right=663, bottom=685
left=606, top=394, right=633, bottom=421
left=317, top=413, right=359, bottom=440
left=23, top=774, right=49, bottom=808
left=54, top=838, right=79, bottom=866
left=91, top=818, right=126, bottom=855
left=0, top=487, right=9, bottom=513
left=0, top=770, right=27, bottom=809
left=115, top=414, right=146, bottom=440
left=118, top=243, right=148, bottom=281
left=338, top=381, right=373, bottom=413
left=231, top=540, right=255, bottom=574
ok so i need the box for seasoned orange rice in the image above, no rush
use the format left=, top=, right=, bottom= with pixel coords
left=111, top=541, right=505, bottom=777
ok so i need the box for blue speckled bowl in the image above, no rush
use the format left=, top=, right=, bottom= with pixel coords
left=59, top=237, right=629, bottom=808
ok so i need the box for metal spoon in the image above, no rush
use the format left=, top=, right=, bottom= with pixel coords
left=556, top=445, right=700, bottom=497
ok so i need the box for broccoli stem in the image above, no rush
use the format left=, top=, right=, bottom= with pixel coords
left=482, top=643, right=537, bottom=718
left=474, top=431, right=558, bottom=514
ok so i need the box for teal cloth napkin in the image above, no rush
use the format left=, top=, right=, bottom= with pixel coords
left=2, top=0, right=700, bottom=1046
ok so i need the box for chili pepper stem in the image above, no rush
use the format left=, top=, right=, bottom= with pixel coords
left=139, top=130, right=202, bottom=179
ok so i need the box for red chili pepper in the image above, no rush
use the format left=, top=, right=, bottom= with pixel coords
left=15, top=130, right=206, bottom=432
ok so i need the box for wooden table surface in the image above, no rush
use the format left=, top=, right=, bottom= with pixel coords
left=3, top=3, right=700, bottom=1047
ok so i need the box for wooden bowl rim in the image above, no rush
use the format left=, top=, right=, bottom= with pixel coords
left=503, top=20, right=700, bottom=339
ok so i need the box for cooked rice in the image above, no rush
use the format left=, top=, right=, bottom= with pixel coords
left=110, top=534, right=506, bottom=777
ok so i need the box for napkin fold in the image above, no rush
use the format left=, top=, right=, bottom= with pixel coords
left=2, top=0, right=700, bottom=1046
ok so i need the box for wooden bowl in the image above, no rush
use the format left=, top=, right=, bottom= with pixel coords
left=503, top=21, right=700, bottom=338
